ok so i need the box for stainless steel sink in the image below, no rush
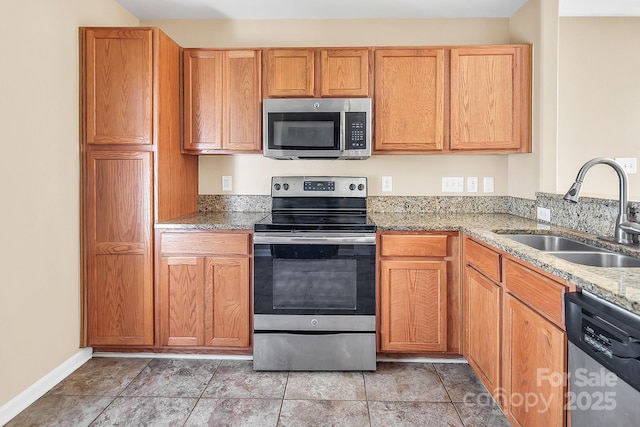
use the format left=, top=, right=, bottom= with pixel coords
left=501, top=233, right=640, bottom=268
left=501, top=234, right=601, bottom=252
left=548, top=251, right=640, bottom=268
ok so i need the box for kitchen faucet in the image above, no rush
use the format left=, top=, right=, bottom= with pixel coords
left=564, top=157, right=640, bottom=245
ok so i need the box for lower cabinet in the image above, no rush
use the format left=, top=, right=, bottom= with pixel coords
left=463, top=235, right=570, bottom=427
left=503, top=294, right=566, bottom=427
left=378, top=232, right=460, bottom=353
left=158, top=231, right=251, bottom=350
left=464, top=266, right=502, bottom=397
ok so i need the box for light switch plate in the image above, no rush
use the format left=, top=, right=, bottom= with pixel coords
left=483, top=177, right=495, bottom=193
left=467, top=177, right=478, bottom=193
left=222, top=175, right=232, bottom=191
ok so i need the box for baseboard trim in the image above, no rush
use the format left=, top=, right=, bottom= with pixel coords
left=0, top=347, right=93, bottom=426
left=92, top=352, right=253, bottom=360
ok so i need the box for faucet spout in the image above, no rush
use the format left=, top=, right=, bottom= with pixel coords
left=563, top=157, right=634, bottom=244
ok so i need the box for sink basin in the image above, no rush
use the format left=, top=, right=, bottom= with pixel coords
left=500, top=233, right=640, bottom=267
left=548, top=251, right=640, bottom=268
left=501, top=234, right=601, bottom=252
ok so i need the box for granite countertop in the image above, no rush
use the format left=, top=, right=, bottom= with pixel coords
left=371, top=212, right=640, bottom=315
left=155, top=211, right=268, bottom=230
left=157, top=211, right=640, bottom=315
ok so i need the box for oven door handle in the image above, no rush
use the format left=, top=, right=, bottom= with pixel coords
left=253, top=233, right=376, bottom=245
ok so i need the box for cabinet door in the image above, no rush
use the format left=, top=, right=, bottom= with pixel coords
left=450, top=45, right=530, bottom=152
left=503, top=295, right=566, bottom=427
left=224, top=51, right=262, bottom=151
left=374, top=49, right=445, bottom=152
left=204, top=257, right=250, bottom=348
left=183, top=50, right=223, bottom=151
left=380, top=260, right=447, bottom=352
left=83, top=28, right=153, bottom=145
left=265, top=49, right=314, bottom=97
left=321, top=49, right=370, bottom=97
left=85, top=151, right=153, bottom=345
left=159, top=257, right=205, bottom=346
left=464, top=267, right=501, bottom=398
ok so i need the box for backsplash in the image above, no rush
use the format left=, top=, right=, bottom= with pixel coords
left=535, top=192, right=640, bottom=238
left=197, top=193, right=638, bottom=238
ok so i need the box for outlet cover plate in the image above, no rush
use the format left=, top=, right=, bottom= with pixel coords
left=537, top=207, right=551, bottom=222
left=615, top=157, right=637, bottom=174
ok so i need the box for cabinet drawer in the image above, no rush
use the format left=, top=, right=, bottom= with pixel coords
left=381, top=234, right=447, bottom=257
left=504, top=259, right=567, bottom=326
left=161, top=232, right=250, bottom=256
left=465, top=238, right=501, bottom=282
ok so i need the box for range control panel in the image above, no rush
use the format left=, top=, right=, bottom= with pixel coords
left=271, top=176, right=367, bottom=198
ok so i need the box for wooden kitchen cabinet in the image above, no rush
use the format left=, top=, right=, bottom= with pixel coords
left=85, top=151, right=154, bottom=346
left=462, top=235, right=569, bottom=426
left=158, top=231, right=251, bottom=350
left=183, top=49, right=262, bottom=153
left=502, top=258, right=568, bottom=427
left=80, top=27, right=198, bottom=348
left=83, top=28, right=153, bottom=145
left=463, top=238, right=503, bottom=401
left=450, top=45, right=531, bottom=152
left=264, top=48, right=371, bottom=98
left=378, top=232, right=460, bottom=353
left=374, top=49, right=445, bottom=153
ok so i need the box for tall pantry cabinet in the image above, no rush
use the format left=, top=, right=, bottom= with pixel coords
left=80, top=28, right=198, bottom=347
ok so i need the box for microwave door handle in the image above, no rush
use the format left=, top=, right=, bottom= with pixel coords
left=340, top=111, right=346, bottom=152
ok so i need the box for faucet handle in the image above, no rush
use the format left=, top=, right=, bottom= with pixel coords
left=619, top=221, right=640, bottom=235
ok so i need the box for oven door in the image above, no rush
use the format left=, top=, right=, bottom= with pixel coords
left=253, top=232, right=376, bottom=317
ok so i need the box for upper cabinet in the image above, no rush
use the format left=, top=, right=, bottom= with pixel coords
left=374, top=49, right=445, bottom=153
left=83, top=28, right=153, bottom=145
left=80, top=27, right=198, bottom=347
left=264, top=48, right=372, bottom=98
left=183, top=49, right=262, bottom=154
left=450, top=45, right=531, bottom=152
left=321, top=49, right=370, bottom=97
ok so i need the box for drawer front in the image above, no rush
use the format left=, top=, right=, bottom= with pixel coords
left=380, top=234, right=448, bottom=257
left=161, top=232, right=250, bottom=255
left=504, top=259, right=566, bottom=327
left=465, top=238, right=501, bottom=282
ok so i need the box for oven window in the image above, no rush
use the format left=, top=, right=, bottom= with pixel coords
left=273, top=259, right=357, bottom=310
left=253, top=242, right=376, bottom=316
left=268, top=112, right=340, bottom=150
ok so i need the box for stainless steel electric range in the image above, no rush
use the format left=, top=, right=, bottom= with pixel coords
left=253, top=176, right=377, bottom=371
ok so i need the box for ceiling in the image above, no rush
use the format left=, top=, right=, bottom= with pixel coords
left=115, top=0, right=640, bottom=20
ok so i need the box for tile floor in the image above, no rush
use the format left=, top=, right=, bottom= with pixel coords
left=7, top=357, right=510, bottom=427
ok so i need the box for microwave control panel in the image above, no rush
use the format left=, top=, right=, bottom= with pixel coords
left=345, top=112, right=367, bottom=150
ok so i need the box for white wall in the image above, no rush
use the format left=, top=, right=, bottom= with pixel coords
left=558, top=17, right=640, bottom=200
left=508, top=0, right=560, bottom=200
left=145, top=18, right=515, bottom=196
left=0, top=0, right=138, bottom=407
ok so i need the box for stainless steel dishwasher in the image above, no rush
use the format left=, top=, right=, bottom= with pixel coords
left=565, top=291, right=640, bottom=426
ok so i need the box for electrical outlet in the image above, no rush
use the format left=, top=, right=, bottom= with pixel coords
left=483, top=177, right=495, bottom=193
left=537, top=207, right=551, bottom=222
left=467, top=177, right=478, bottom=193
left=382, top=176, right=393, bottom=192
left=442, top=177, right=464, bottom=193
left=615, top=157, right=637, bottom=174
left=222, top=175, right=232, bottom=191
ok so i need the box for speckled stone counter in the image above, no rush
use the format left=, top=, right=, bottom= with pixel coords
left=157, top=210, right=640, bottom=315
left=371, top=212, right=640, bottom=315
left=155, top=211, right=268, bottom=230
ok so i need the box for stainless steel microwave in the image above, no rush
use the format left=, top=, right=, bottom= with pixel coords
left=263, top=98, right=372, bottom=160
